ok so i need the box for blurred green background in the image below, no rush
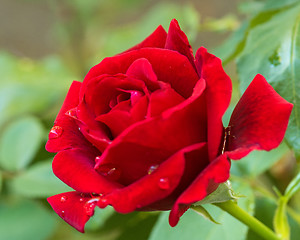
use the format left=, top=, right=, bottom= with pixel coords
left=0, top=0, right=299, bottom=240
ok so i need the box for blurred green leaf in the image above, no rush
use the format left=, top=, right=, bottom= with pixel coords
left=0, top=116, right=44, bottom=171
left=0, top=199, right=57, bottom=240
left=0, top=171, right=2, bottom=193
left=231, top=142, right=289, bottom=178
left=85, top=206, right=115, bottom=231
left=0, top=53, right=74, bottom=127
left=149, top=180, right=254, bottom=240
left=247, top=197, right=300, bottom=240
left=236, top=3, right=300, bottom=158
left=10, top=159, right=72, bottom=198
left=284, top=171, right=300, bottom=201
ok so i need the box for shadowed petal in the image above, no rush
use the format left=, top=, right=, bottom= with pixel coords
left=97, top=144, right=206, bottom=213
left=227, top=74, right=293, bottom=160
left=48, top=192, right=99, bottom=233
left=169, top=154, right=230, bottom=227
left=53, top=149, right=122, bottom=194
left=195, top=47, right=232, bottom=161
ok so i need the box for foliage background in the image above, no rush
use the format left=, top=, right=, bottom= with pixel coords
left=0, top=0, right=299, bottom=239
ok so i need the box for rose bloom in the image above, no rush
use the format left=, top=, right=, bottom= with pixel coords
left=46, top=19, right=293, bottom=232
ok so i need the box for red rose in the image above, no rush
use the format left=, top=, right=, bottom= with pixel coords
left=46, top=19, right=293, bottom=232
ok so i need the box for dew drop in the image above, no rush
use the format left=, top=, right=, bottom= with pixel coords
left=49, top=126, right=63, bottom=139
left=61, top=210, right=65, bottom=217
left=148, top=164, right=159, bottom=175
left=60, top=196, right=67, bottom=203
left=98, top=197, right=108, bottom=208
left=98, top=164, right=121, bottom=181
left=158, top=178, right=170, bottom=190
left=84, top=199, right=99, bottom=216
left=95, top=156, right=101, bottom=162
left=65, top=108, right=78, bottom=119
left=79, top=198, right=84, bottom=202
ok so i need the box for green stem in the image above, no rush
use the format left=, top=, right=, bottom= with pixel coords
left=214, top=201, right=281, bottom=240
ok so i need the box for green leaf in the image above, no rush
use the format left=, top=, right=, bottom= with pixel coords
left=192, top=205, right=220, bottom=224
left=236, top=3, right=300, bottom=158
left=231, top=142, right=289, bottom=178
left=10, top=159, right=72, bottom=197
left=284, top=171, right=300, bottom=200
left=149, top=181, right=254, bottom=240
left=0, top=199, right=56, bottom=240
left=0, top=116, right=44, bottom=171
left=273, top=197, right=290, bottom=240
left=193, top=181, right=239, bottom=205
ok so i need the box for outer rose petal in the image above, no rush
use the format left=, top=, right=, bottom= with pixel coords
left=95, top=79, right=207, bottom=185
left=124, top=25, right=167, bottom=52
left=46, top=81, right=93, bottom=153
left=55, top=81, right=81, bottom=122
left=169, top=154, right=231, bottom=227
left=227, top=74, right=293, bottom=160
left=82, top=48, right=199, bottom=98
left=195, top=47, right=232, bottom=161
left=97, top=144, right=205, bottom=213
left=165, top=19, right=195, bottom=69
left=53, top=149, right=122, bottom=194
left=48, top=192, right=98, bottom=233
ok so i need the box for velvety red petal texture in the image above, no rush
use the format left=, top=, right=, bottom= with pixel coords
left=195, top=47, right=232, bottom=161
left=97, top=144, right=205, bottom=213
left=165, top=19, right=195, bottom=69
left=126, top=58, right=160, bottom=91
left=169, top=153, right=231, bottom=227
left=48, top=191, right=98, bottom=233
left=82, top=48, right=199, bottom=98
left=124, top=25, right=167, bottom=53
left=52, top=149, right=122, bottom=194
left=226, top=74, right=293, bottom=160
left=46, top=81, right=93, bottom=153
left=95, top=79, right=207, bottom=185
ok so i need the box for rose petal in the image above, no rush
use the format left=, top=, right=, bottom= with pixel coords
left=52, top=148, right=122, bottom=194
left=148, top=85, right=185, bottom=117
left=195, top=47, right=232, bottom=161
left=83, top=48, right=199, bottom=98
left=169, top=153, right=231, bottom=227
left=165, top=19, right=195, bottom=68
left=97, top=144, right=203, bottom=213
left=47, top=191, right=98, bottom=233
left=96, top=110, right=131, bottom=137
left=124, top=25, right=167, bottom=52
left=126, top=58, right=160, bottom=91
left=46, top=81, right=94, bottom=153
left=95, top=79, right=207, bottom=185
left=143, top=143, right=209, bottom=211
left=226, top=74, right=293, bottom=160
left=55, top=81, right=82, bottom=122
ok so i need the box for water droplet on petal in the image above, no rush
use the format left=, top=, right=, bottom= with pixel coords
left=148, top=164, right=159, bottom=175
left=84, top=198, right=99, bottom=216
left=60, top=196, right=67, bottom=203
left=79, top=198, right=84, bottom=202
left=65, top=108, right=78, bottom=119
left=98, top=197, right=108, bottom=208
left=61, top=211, right=65, bottom=217
left=98, top=164, right=121, bottom=181
left=158, top=178, right=170, bottom=190
left=49, top=126, right=63, bottom=139
left=95, top=156, right=101, bottom=162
